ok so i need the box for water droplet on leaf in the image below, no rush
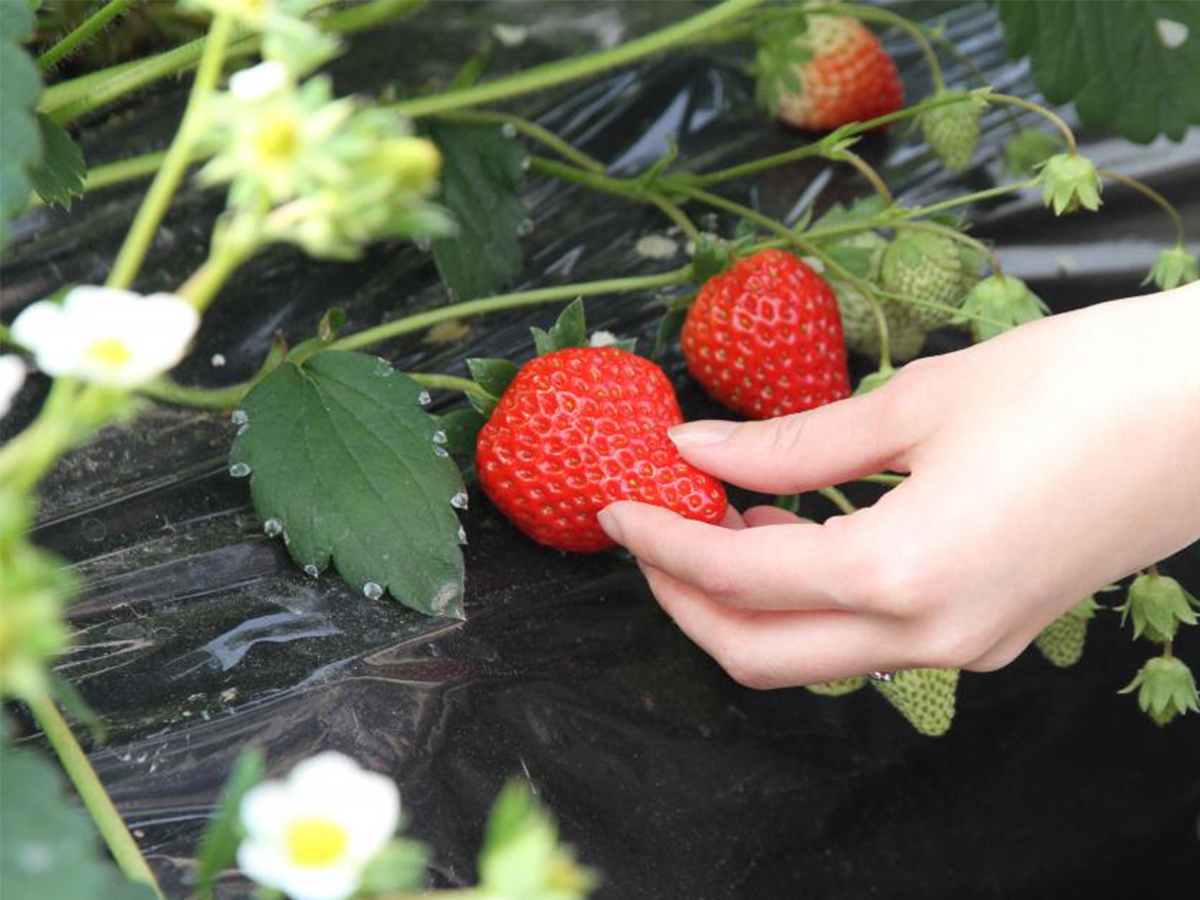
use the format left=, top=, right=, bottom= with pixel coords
left=363, top=582, right=384, bottom=600
left=458, top=525, right=467, bottom=544
left=434, top=445, right=449, bottom=458
left=229, top=462, right=251, bottom=478
left=502, top=122, right=518, bottom=138
left=433, top=430, right=448, bottom=444
left=374, top=357, right=393, bottom=376
left=304, top=564, right=320, bottom=577
left=451, top=491, right=469, bottom=509
left=418, top=390, right=432, bottom=406
left=231, top=409, right=249, bottom=426
left=517, top=218, right=534, bottom=236
left=263, top=518, right=283, bottom=537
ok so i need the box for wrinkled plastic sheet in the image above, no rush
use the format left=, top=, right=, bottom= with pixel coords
left=3, top=2, right=1200, bottom=898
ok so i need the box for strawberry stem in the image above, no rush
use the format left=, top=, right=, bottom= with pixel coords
left=987, top=93, right=1078, bottom=154
left=828, top=148, right=894, bottom=206
left=818, top=486, right=858, bottom=516
left=1096, top=168, right=1187, bottom=247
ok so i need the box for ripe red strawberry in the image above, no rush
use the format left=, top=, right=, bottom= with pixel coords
left=777, top=15, right=904, bottom=131
left=681, top=249, right=851, bottom=419
left=476, top=347, right=727, bottom=552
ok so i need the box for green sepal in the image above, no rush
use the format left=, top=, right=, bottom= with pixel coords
left=359, top=839, right=431, bottom=895
left=437, top=407, right=488, bottom=456
left=1037, top=152, right=1103, bottom=215
left=959, top=274, right=1048, bottom=342
left=1119, top=655, right=1200, bottom=726
left=1118, top=572, right=1198, bottom=643
left=1144, top=244, right=1199, bottom=291
left=30, top=114, right=85, bottom=209
left=318, top=306, right=346, bottom=343
left=854, top=365, right=895, bottom=396
left=531, top=297, right=587, bottom=356
left=467, top=357, right=520, bottom=399
left=690, top=232, right=738, bottom=283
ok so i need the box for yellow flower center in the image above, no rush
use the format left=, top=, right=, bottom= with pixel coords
left=254, top=113, right=300, bottom=163
left=284, top=817, right=349, bottom=868
left=87, top=338, right=133, bottom=367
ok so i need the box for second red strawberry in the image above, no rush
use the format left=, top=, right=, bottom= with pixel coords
left=681, top=249, right=851, bottom=420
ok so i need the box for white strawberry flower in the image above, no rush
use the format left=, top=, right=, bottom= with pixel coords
left=11, top=288, right=199, bottom=389
left=229, top=60, right=289, bottom=102
left=237, top=751, right=400, bottom=900
left=0, top=355, right=26, bottom=418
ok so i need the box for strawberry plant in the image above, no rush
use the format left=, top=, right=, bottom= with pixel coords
left=2, top=1, right=1200, bottom=897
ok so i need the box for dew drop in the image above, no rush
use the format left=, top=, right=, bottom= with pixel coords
left=521, top=156, right=532, bottom=171
left=451, top=491, right=469, bottom=509
left=304, top=564, right=320, bottom=577
left=229, top=462, right=251, bottom=478
left=434, top=445, right=450, bottom=458
left=263, top=517, right=283, bottom=537
left=374, top=357, right=394, bottom=376
left=418, top=390, right=432, bottom=406
left=502, top=122, right=518, bottom=138
left=363, top=581, right=384, bottom=600
left=415, top=236, right=432, bottom=253
left=282, top=529, right=290, bottom=546
left=458, top=525, right=467, bottom=544
left=517, top=218, right=535, bottom=236
left=237, top=423, right=249, bottom=436
left=231, top=409, right=249, bottom=426
left=433, top=429, right=448, bottom=444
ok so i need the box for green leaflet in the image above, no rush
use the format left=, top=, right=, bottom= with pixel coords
left=997, top=0, right=1200, bottom=143
left=427, top=120, right=526, bottom=301
left=30, top=114, right=85, bottom=208
left=0, top=1, right=42, bottom=249
left=193, top=750, right=265, bottom=900
left=0, top=737, right=159, bottom=900
left=229, top=350, right=467, bottom=617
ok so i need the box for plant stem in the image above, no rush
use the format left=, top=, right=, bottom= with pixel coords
left=177, top=240, right=256, bottom=311
left=390, top=0, right=762, bottom=118
left=39, top=0, right=415, bottom=122
left=858, top=472, right=906, bottom=486
left=893, top=180, right=1036, bottom=222
left=105, top=12, right=233, bottom=290
left=988, top=93, right=1077, bottom=154
left=137, top=377, right=253, bottom=410
left=439, top=111, right=605, bottom=173
left=646, top=193, right=701, bottom=241
left=812, top=1, right=944, bottom=92
left=831, top=148, right=893, bottom=205
left=406, top=372, right=488, bottom=400
left=818, top=486, right=857, bottom=516
left=1097, top=168, right=1187, bottom=246
left=332, top=268, right=693, bottom=351
left=37, top=0, right=137, bottom=71
left=690, top=92, right=967, bottom=187
left=26, top=692, right=163, bottom=898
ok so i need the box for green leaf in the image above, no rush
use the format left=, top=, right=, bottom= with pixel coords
left=996, top=1, right=1200, bottom=143
left=0, top=0, right=42, bottom=249
left=478, top=781, right=596, bottom=900
left=359, top=839, right=430, bottom=895
left=0, top=739, right=158, bottom=900
left=30, top=114, right=84, bottom=208
left=437, top=407, right=487, bottom=456
left=427, top=121, right=526, bottom=301
left=317, top=306, right=346, bottom=343
left=229, top=350, right=467, bottom=617
left=194, top=749, right=265, bottom=900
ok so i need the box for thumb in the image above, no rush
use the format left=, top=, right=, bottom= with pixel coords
left=669, top=382, right=921, bottom=494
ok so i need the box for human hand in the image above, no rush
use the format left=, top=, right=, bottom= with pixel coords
left=597, top=283, right=1200, bottom=687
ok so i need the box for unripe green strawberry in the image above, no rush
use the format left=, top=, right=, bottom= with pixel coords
left=806, top=675, right=867, bottom=696
left=835, top=281, right=928, bottom=362
left=1034, top=596, right=1098, bottom=667
left=871, top=668, right=959, bottom=736
left=1120, top=655, right=1199, bottom=727
left=1117, top=571, right=1198, bottom=643
left=1037, top=152, right=1102, bottom=215
left=880, top=232, right=965, bottom=330
left=919, top=91, right=986, bottom=173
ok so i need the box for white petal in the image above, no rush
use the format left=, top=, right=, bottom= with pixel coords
left=275, top=861, right=364, bottom=900
left=230, top=61, right=288, bottom=100
left=285, top=753, right=400, bottom=862
left=0, top=356, right=26, bottom=418
left=10, top=302, right=85, bottom=377
left=239, top=782, right=290, bottom=844
left=237, top=838, right=295, bottom=893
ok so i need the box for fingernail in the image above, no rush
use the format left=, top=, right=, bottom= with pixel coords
left=597, top=507, right=625, bottom=545
left=667, top=420, right=737, bottom=447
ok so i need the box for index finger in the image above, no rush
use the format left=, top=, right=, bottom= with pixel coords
left=598, top=500, right=865, bottom=611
